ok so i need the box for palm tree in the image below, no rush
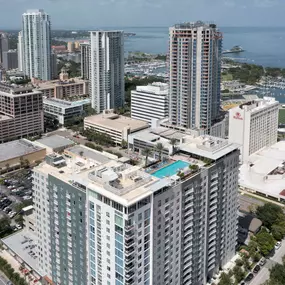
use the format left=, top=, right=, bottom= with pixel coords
left=170, top=138, right=178, bottom=154
left=155, top=142, right=164, bottom=161
left=19, top=156, right=24, bottom=168
left=142, top=148, right=152, bottom=167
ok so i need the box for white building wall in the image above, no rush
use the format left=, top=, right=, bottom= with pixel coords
left=131, top=83, right=169, bottom=124
left=17, top=31, right=24, bottom=71
left=22, top=9, right=51, bottom=80
left=32, top=169, right=52, bottom=278
left=229, top=97, right=279, bottom=162
left=90, top=31, right=124, bottom=113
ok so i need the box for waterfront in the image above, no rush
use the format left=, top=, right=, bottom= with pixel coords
left=122, top=26, right=285, bottom=68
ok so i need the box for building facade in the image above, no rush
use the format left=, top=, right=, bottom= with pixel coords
left=169, top=22, right=222, bottom=131
left=229, top=97, right=279, bottom=162
left=0, top=32, right=9, bottom=64
left=17, top=31, right=24, bottom=71
left=34, top=78, right=89, bottom=99
left=22, top=9, right=52, bottom=80
left=43, top=98, right=91, bottom=125
left=89, top=31, right=124, bottom=113
left=2, top=50, right=18, bottom=70
left=85, top=135, right=239, bottom=285
left=51, top=52, right=57, bottom=79
left=80, top=42, right=90, bottom=80
left=33, top=154, right=87, bottom=284
left=131, top=82, right=169, bottom=124
left=0, top=83, right=44, bottom=143
left=84, top=110, right=149, bottom=145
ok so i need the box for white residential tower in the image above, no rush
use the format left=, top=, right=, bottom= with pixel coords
left=89, top=31, right=124, bottom=113
left=22, top=9, right=52, bottom=80
left=169, top=22, right=222, bottom=131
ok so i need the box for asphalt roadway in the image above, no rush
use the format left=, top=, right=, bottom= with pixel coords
left=238, top=193, right=264, bottom=213
left=250, top=239, right=285, bottom=285
left=0, top=272, right=10, bottom=285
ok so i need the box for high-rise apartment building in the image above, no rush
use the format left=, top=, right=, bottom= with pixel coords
left=2, top=50, right=18, bottom=70
left=32, top=132, right=239, bottom=285
left=80, top=42, right=90, bottom=80
left=0, top=83, right=44, bottom=143
left=131, top=82, right=169, bottom=123
left=229, top=97, right=279, bottom=162
left=169, top=22, right=222, bottom=131
left=89, top=31, right=124, bottom=113
left=0, top=32, right=9, bottom=64
left=86, top=135, right=239, bottom=285
left=67, top=41, right=75, bottom=52
left=51, top=52, right=57, bottom=79
left=33, top=154, right=87, bottom=284
left=22, top=9, right=52, bottom=80
left=17, top=31, right=24, bottom=71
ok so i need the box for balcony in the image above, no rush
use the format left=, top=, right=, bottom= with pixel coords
left=125, top=271, right=135, bottom=280
left=125, top=262, right=135, bottom=271
left=125, top=238, right=135, bottom=247
left=125, top=255, right=135, bottom=264
left=125, top=246, right=135, bottom=256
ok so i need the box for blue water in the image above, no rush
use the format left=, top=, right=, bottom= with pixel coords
left=152, top=160, right=190, bottom=179
left=123, top=26, right=285, bottom=68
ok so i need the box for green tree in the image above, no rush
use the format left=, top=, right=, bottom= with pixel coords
left=154, top=142, right=164, bottom=161
left=142, top=148, right=152, bottom=167
left=256, top=203, right=285, bottom=230
left=121, top=139, right=128, bottom=149
left=218, top=272, right=233, bottom=285
left=5, top=163, right=10, bottom=173
left=170, top=138, right=178, bottom=154
left=19, top=156, right=24, bottom=168
left=233, top=265, right=245, bottom=283
left=235, top=259, right=244, bottom=267
left=189, top=164, right=199, bottom=172
left=269, top=263, right=285, bottom=284
left=248, top=239, right=259, bottom=257
left=272, top=223, right=285, bottom=241
left=255, top=228, right=275, bottom=256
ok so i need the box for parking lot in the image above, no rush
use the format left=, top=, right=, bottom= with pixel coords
left=0, top=169, right=33, bottom=222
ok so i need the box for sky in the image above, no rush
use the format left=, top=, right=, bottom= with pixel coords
left=0, top=0, right=285, bottom=29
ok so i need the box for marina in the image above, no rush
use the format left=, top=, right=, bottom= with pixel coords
left=125, top=60, right=167, bottom=78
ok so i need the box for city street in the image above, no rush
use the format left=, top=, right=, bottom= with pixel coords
left=239, top=193, right=264, bottom=213
left=0, top=272, right=10, bottom=285
left=250, top=240, right=285, bottom=285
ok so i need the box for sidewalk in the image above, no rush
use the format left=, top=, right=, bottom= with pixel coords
left=0, top=250, right=37, bottom=285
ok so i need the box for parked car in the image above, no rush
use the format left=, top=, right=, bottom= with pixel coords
left=253, top=265, right=261, bottom=273
left=275, top=241, right=281, bottom=250
left=259, top=258, right=267, bottom=266
left=245, top=273, right=254, bottom=282
left=15, top=224, right=22, bottom=230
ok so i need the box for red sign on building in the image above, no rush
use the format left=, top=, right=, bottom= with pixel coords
left=233, top=112, right=243, bottom=120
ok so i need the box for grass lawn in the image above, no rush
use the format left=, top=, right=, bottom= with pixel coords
left=222, top=73, right=233, bottom=81
left=279, top=108, right=285, bottom=124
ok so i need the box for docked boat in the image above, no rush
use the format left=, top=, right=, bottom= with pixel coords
left=223, top=46, right=245, bottom=54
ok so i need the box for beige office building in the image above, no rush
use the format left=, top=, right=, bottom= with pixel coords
left=84, top=109, right=148, bottom=145
left=34, top=78, right=89, bottom=99
left=0, top=83, right=44, bottom=143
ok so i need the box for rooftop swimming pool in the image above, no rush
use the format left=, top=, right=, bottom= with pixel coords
left=152, top=160, right=190, bottom=179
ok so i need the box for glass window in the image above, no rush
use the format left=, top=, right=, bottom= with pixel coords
left=115, top=215, right=123, bottom=227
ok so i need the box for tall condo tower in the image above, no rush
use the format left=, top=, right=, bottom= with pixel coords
left=22, top=9, right=52, bottom=80
left=169, top=21, right=222, bottom=131
left=89, top=31, right=124, bottom=113
left=80, top=42, right=90, bottom=80
left=0, top=32, right=9, bottom=64
left=17, top=31, right=24, bottom=71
